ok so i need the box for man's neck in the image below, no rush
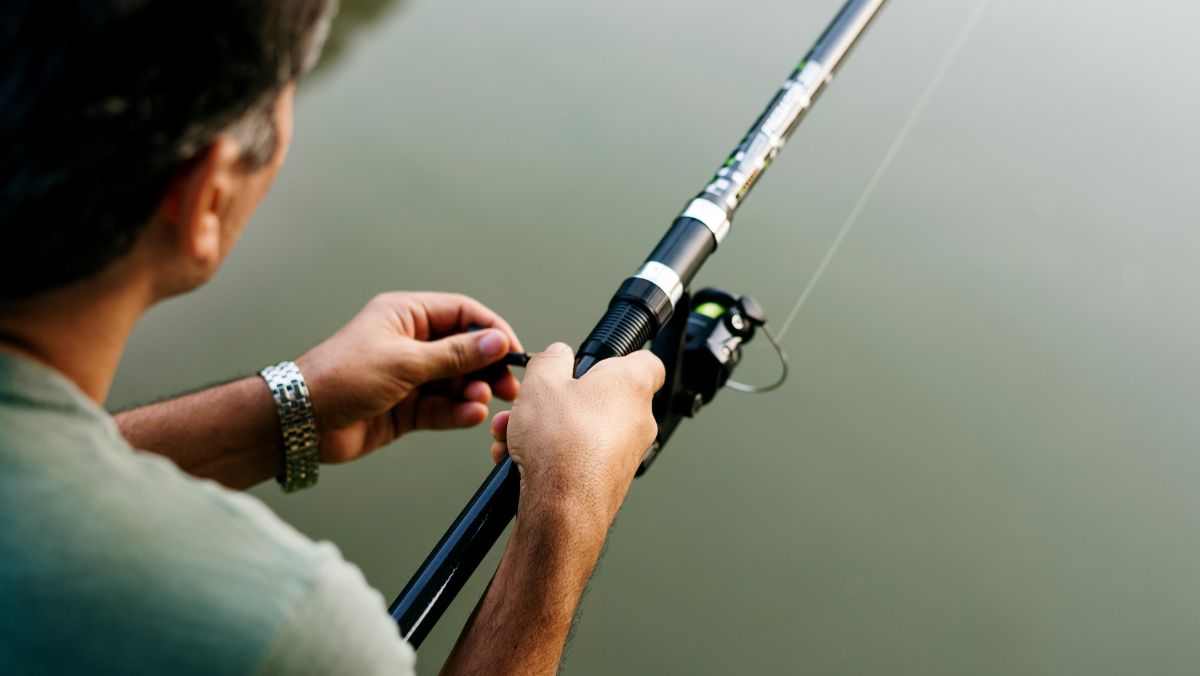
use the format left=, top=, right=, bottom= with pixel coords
left=0, top=274, right=152, bottom=405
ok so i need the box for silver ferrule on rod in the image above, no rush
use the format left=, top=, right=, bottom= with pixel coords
left=685, top=0, right=886, bottom=245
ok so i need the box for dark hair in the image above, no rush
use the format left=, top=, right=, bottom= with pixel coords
left=0, top=0, right=336, bottom=300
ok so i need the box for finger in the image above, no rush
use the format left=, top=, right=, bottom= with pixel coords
left=413, top=329, right=510, bottom=383
left=412, top=378, right=493, bottom=404
left=416, top=293, right=524, bottom=352
left=414, top=374, right=480, bottom=398
left=592, top=349, right=666, bottom=394
left=624, top=350, right=667, bottom=392
left=492, top=370, right=520, bottom=402
left=408, top=396, right=489, bottom=431
left=490, top=440, right=508, bottom=464
left=462, top=380, right=492, bottom=405
left=523, top=342, right=574, bottom=384
left=491, top=410, right=511, bottom=443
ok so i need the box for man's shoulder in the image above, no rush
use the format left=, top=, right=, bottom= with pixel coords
left=0, top=375, right=413, bottom=675
left=0, top=397, right=323, bottom=574
left=0, top=410, right=336, bottom=673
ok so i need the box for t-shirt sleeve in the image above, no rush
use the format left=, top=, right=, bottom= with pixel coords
left=252, top=543, right=417, bottom=676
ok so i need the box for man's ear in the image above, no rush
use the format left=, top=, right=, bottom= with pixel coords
left=159, top=138, right=244, bottom=275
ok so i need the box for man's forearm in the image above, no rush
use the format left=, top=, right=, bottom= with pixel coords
left=442, top=502, right=610, bottom=675
left=115, top=376, right=282, bottom=489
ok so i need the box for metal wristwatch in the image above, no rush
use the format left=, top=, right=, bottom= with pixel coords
left=259, top=361, right=320, bottom=493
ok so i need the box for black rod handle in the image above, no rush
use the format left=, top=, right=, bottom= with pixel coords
left=389, top=457, right=519, bottom=646
left=389, top=299, right=657, bottom=647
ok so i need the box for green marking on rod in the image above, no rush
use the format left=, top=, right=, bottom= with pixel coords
left=694, top=302, right=726, bottom=319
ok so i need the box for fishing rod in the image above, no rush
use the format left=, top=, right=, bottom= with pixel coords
left=391, top=0, right=888, bottom=646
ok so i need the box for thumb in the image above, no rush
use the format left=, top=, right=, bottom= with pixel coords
left=524, top=342, right=575, bottom=383
left=416, top=329, right=509, bottom=382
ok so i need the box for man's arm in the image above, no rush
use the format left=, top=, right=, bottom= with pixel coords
left=444, top=506, right=608, bottom=674
left=116, top=377, right=283, bottom=489
left=115, top=292, right=522, bottom=489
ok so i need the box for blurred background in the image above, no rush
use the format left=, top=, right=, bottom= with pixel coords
left=109, top=0, right=1200, bottom=673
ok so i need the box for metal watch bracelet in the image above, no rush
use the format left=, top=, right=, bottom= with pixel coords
left=259, top=361, right=320, bottom=493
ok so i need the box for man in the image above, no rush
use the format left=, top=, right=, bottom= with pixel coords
left=0, top=2, right=664, bottom=674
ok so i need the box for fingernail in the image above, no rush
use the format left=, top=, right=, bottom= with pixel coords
left=545, top=342, right=572, bottom=355
left=479, top=331, right=506, bottom=358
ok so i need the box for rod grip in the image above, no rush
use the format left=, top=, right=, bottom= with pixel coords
left=576, top=298, right=658, bottom=373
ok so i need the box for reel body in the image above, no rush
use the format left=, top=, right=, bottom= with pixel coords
left=640, top=287, right=776, bottom=474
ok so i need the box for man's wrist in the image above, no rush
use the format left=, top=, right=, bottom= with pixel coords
left=517, top=464, right=632, bottom=537
left=515, top=491, right=615, bottom=554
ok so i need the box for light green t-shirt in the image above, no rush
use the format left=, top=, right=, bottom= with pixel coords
left=0, top=353, right=417, bottom=675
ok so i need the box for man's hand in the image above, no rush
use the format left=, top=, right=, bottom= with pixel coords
left=116, top=291, right=521, bottom=489
left=442, top=343, right=664, bottom=675
left=296, top=292, right=522, bottom=464
left=490, top=343, right=663, bottom=530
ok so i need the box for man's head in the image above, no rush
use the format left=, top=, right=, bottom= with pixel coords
left=0, top=0, right=336, bottom=302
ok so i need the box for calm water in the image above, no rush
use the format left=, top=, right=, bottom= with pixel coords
left=111, top=0, right=1200, bottom=673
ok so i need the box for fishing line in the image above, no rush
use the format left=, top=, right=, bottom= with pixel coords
left=775, top=0, right=991, bottom=341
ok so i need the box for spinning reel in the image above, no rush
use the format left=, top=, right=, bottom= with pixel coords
left=641, top=287, right=788, bottom=474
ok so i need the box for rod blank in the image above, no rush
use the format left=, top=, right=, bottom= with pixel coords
left=390, top=0, right=889, bottom=647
